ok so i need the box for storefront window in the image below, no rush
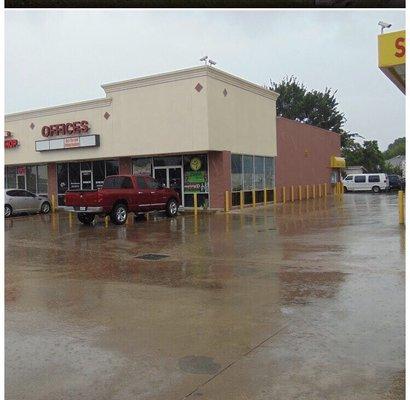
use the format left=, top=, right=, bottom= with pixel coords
left=26, top=166, right=37, bottom=193
left=37, top=165, right=48, bottom=194
left=183, top=154, right=208, bottom=193
left=243, top=155, right=254, bottom=190
left=69, top=163, right=80, bottom=190
left=153, top=156, right=182, bottom=166
left=133, top=158, right=152, bottom=176
left=231, top=154, right=243, bottom=192
left=5, top=166, right=17, bottom=189
left=57, top=164, right=68, bottom=194
left=106, top=160, right=119, bottom=176
left=264, top=157, right=275, bottom=189
left=81, top=162, right=92, bottom=171
left=93, top=161, right=105, bottom=189
left=254, top=156, right=264, bottom=190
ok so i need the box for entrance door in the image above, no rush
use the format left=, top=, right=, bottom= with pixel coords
left=81, top=171, right=93, bottom=190
left=17, top=175, right=26, bottom=189
left=154, top=166, right=183, bottom=207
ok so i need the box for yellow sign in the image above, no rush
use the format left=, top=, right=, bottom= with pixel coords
left=190, top=157, right=202, bottom=171
left=378, top=30, right=405, bottom=68
left=330, top=156, right=346, bottom=169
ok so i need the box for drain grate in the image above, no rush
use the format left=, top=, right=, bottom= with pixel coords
left=135, top=253, right=169, bottom=260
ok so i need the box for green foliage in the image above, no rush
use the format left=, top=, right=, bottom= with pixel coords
left=384, top=163, right=403, bottom=176
left=342, top=140, right=386, bottom=173
left=269, top=76, right=346, bottom=133
left=383, top=137, right=405, bottom=160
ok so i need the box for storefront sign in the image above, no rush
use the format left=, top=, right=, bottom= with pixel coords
left=4, top=131, right=19, bottom=149
left=184, top=170, right=208, bottom=193
left=41, top=121, right=90, bottom=137
left=17, top=166, right=26, bottom=175
left=378, top=30, right=406, bottom=67
left=35, top=134, right=100, bottom=152
left=190, top=157, right=202, bottom=171
left=64, top=137, right=80, bottom=148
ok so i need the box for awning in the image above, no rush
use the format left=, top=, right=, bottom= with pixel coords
left=330, top=156, right=346, bottom=168
left=378, top=30, right=405, bottom=94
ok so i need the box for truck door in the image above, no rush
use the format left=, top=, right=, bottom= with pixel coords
left=135, top=176, right=152, bottom=211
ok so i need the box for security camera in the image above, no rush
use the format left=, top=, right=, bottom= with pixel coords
left=200, top=56, right=208, bottom=62
left=378, top=21, right=392, bottom=34
left=209, top=59, right=217, bottom=66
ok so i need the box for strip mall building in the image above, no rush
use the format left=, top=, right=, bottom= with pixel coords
left=4, top=66, right=343, bottom=209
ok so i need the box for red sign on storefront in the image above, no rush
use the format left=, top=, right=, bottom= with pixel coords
left=42, top=121, right=90, bottom=137
left=64, top=137, right=80, bottom=148
left=17, top=166, right=26, bottom=175
left=4, top=131, right=19, bottom=149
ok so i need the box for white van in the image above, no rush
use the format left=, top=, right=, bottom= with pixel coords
left=342, top=173, right=389, bottom=193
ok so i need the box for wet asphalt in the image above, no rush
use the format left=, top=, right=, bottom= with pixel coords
left=5, top=193, right=405, bottom=400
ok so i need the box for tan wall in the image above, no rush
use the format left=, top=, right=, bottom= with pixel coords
left=207, top=76, right=277, bottom=157
left=5, top=66, right=277, bottom=166
left=5, top=100, right=113, bottom=165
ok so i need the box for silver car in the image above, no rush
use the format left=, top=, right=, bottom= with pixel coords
left=5, top=189, right=51, bottom=217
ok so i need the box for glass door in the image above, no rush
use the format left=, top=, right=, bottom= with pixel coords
left=169, top=167, right=183, bottom=205
left=154, top=166, right=184, bottom=207
left=17, top=175, right=26, bottom=189
left=81, top=171, right=93, bottom=190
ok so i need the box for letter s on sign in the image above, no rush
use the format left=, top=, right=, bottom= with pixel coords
left=395, top=37, right=405, bottom=58
left=80, top=121, right=89, bottom=133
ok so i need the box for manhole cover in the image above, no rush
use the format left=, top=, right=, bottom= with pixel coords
left=135, top=254, right=169, bottom=260
left=178, top=356, right=221, bottom=375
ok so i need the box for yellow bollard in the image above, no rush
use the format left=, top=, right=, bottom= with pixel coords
left=282, top=187, right=286, bottom=204
left=319, top=184, right=322, bottom=198
left=333, top=184, right=337, bottom=196
left=399, top=190, right=405, bottom=224
left=299, top=185, right=302, bottom=201
left=291, top=186, right=295, bottom=202
left=105, top=215, right=109, bottom=227
left=263, top=188, right=267, bottom=206
left=51, top=194, right=56, bottom=213
left=252, top=190, right=256, bottom=208
left=68, top=211, right=73, bottom=227
left=313, top=185, right=316, bottom=199
left=274, top=187, right=277, bottom=204
left=306, top=185, right=309, bottom=200
left=193, top=192, right=198, bottom=215
left=225, top=191, right=230, bottom=212
left=240, top=191, right=244, bottom=209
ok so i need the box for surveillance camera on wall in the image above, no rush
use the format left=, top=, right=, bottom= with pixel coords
left=378, top=21, right=392, bottom=29
left=200, top=56, right=208, bottom=62
left=209, top=60, right=216, bottom=66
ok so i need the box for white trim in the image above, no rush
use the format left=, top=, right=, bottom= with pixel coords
left=102, top=66, right=278, bottom=100
left=5, top=98, right=112, bottom=122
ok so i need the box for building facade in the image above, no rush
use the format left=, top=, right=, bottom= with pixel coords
left=5, top=66, right=278, bottom=209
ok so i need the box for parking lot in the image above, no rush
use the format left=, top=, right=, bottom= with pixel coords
left=5, top=193, right=405, bottom=400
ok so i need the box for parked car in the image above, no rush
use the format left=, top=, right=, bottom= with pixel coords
left=64, top=175, right=180, bottom=225
left=5, top=189, right=51, bottom=217
left=387, top=174, right=404, bottom=190
left=342, top=173, right=389, bottom=193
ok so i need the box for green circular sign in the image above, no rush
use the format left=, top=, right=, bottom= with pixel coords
left=190, top=157, right=202, bottom=171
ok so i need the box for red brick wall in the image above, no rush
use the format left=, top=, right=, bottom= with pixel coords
left=119, top=157, right=132, bottom=175
left=209, top=151, right=231, bottom=209
left=276, top=117, right=341, bottom=200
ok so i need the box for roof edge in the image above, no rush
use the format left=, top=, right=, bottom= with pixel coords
left=5, top=98, right=112, bottom=122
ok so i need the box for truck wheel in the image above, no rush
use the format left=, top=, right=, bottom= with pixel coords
left=110, top=203, right=128, bottom=225
left=77, top=213, right=95, bottom=225
left=343, top=186, right=348, bottom=193
left=372, top=186, right=381, bottom=193
left=166, top=198, right=178, bottom=217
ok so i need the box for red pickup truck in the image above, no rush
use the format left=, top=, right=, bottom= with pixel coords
left=64, top=175, right=180, bottom=225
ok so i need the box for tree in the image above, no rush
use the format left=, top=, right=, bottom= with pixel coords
left=383, top=137, right=405, bottom=160
left=343, top=140, right=386, bottom=173
left=269, top=76, right=346, bottom=133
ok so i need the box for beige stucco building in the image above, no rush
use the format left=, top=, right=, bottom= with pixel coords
left=5, top=66, right=278, bottom=209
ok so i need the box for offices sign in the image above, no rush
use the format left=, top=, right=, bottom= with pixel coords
left=41, top=121, right=90, bottom=137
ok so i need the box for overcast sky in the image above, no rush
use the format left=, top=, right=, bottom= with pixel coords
left=5, top=9, right=405, bottom=150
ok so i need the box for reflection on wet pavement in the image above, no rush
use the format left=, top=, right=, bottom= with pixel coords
left=5, top=193, right=404, bottom=399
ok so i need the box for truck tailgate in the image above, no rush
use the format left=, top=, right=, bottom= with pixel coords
left=64, top=190, right=100, bottom=207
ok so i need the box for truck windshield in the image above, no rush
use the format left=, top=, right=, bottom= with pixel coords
left=103, top=176, right=133, bottom=189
